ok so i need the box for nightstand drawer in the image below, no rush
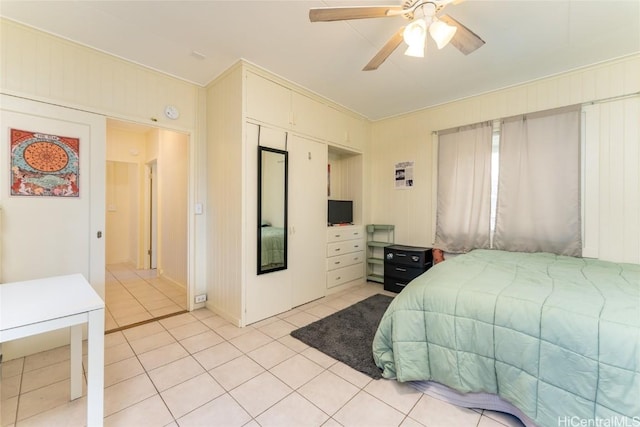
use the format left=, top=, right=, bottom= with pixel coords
left=384, top=245, right=432, bottom=267
left=384, top=264, right=430, bottom=281
left=384, top=277, right=410, bottom=293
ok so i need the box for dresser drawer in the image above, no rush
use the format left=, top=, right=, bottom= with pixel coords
left=384, top=263, right=430, bottom=281
left=327, top=239, right=364, bottom=257
left=327, top=251, right=364, bottom=271
left=327, top=263, right=364, bottom=288
left=384, top=245, right=432, bottom=267
left=327, top=226, right=364, bottom=243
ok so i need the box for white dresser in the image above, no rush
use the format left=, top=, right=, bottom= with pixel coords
left=326, top=225, right=365, bottom=290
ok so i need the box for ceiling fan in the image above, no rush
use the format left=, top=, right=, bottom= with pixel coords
left=309, top=0, right=485, bottom=71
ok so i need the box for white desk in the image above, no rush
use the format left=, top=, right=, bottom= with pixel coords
left=0, top=274, right=105, bottom=426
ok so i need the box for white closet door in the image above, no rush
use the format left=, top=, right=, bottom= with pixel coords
left=245, top=124, right=291, bottom=325
left=288, top=135, right=327, bottom=306
left=0, top=95, right=105, bottom=290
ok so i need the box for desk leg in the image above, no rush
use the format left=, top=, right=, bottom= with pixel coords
left=87, top=309, right=104, bottom=427
left=70, top=324, right=82, bottom=400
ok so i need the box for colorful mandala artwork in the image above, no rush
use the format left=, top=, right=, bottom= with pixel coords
left=10, top=128, right=80, bottom=197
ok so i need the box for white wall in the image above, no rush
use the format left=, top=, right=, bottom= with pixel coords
left=105, top=125, right=148, bottom=265
left=157, top=130, right=189, bottom=289
left=106, top=161, right=138, bottom=264
left=369, top=54, right=640, bottom=263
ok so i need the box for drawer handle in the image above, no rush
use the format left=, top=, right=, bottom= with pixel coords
left=334, top=261, right=341, bottom=265
left=396, top=253, right=407, bottom=257
left=354, top=245, right=359, bottom=248
left=396, top=282, right=407, bottom=287
left=353, top=232, right=359, bottom=236
left=334, top=234, right=340, bottom=238
left=336, top=276, right=341, bottom=280
left=395, top=267, right=407, bottom=272
left=334, top=248, right=341, bottom=252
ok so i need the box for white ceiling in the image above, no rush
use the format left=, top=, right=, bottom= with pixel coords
left=1, top=1, right=639, bottom=120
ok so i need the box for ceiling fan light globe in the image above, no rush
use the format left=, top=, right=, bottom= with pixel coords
left=403, top=19, right=427, bottom=47
left=404, top=42, right=425, bottom=58
left=429, top=19, right=457, bottom=49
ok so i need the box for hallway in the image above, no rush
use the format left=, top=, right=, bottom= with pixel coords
left=105, top=264, right=187, bottom=332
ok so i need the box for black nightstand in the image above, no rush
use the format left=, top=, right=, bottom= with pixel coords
left=384, top=245, right=432, bottom=293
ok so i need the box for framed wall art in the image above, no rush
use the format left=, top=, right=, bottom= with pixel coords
left=10, top=128, right=80, bottom=197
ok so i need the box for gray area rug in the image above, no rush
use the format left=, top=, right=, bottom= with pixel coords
left=290, top=294, right=394, bottom=379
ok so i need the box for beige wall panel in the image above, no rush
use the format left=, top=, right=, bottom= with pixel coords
left=106, top=161, right=136, bottom=264
left=206, top=66, right=244, bottom=324
left=106, top=127, right=148, bottom=163
left=158, top=130, right=188, bottom=288
left=588, top=96, right=640, bottom=264
left=624, top=59, right=640, bottom=93
left=622, top=97, right=640, bottom=262
left=106, top=125, right=148, bottom=268
left=1, top=19, right=198, bottom=129
left=370, top=115, right=432, bottom=247
left=371, top=55, right=640, bottom=255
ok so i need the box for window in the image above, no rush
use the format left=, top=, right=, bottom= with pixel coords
left=434, top=122, right=493, bottom=253
left=435, top=106, right=581, bottom=256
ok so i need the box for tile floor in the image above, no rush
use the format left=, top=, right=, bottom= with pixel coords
left=105, top=264, right=187, bottom=332
left=1, top=282, right=525, bottom=427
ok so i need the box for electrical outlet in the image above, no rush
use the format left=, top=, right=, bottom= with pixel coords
left=195, top=294, right=207, bottom=304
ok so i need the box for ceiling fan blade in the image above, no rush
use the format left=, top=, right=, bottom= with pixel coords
left=363, top=27, right=405, bottom=71
left=309, top=6, right=403, bottom=22
left=439, top=15, right=485, bottom=55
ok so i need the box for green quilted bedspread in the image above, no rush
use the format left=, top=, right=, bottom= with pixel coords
left=373, top=249, right=640, bottom=426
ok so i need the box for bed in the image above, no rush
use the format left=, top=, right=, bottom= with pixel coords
left=373, top=249, right=640, bottom=427
left=260, top=226, right=285, bottom=267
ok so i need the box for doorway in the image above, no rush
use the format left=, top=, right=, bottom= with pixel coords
left=104, top=119, right=189, bottom=331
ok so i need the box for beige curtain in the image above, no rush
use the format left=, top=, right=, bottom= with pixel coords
left=435, top=122, right=493, bottom=253
left=493, top=107, right=581, bottom=256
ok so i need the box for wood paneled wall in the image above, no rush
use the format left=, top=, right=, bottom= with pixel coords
left=0, top=19, right=199, bottom=129
left=206, top=65, right=244, bottom=324
left=583, top=96, right=640, bottom=263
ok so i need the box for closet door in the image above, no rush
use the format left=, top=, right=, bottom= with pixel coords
left=288, top=135, right=327, bottom=306
left=244, top=124, right=291, bottom=325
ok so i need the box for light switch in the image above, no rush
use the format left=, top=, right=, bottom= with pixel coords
left=195, top=203, right=203, bottom=215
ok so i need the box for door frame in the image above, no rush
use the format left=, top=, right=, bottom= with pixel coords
left=106, top=122, right=194, bottom=311
left=146, top=160, right=158, bottom=270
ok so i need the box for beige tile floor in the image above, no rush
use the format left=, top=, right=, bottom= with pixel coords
left=1, top=282, right=525, bottom=427
left=105, top=264, right=187, bottom=332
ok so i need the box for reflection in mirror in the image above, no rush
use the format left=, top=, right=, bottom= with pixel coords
left=258, top=146, right=288, bottom=274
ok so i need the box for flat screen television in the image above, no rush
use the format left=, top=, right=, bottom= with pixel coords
left=328, top=200, right=353, bottom=225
